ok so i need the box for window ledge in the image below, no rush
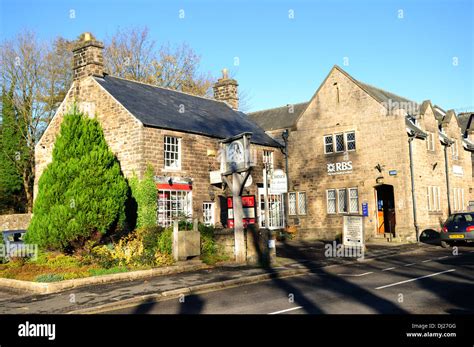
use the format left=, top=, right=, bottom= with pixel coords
left=162, top=167, right=182, bottom=172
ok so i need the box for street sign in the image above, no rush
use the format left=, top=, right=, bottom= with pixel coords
left=269, top=169, right=287, bottom=194
left=362, top=202, right=369, bottom=217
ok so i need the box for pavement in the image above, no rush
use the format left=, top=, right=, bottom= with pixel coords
left=0, top=238, right=469, bottom=314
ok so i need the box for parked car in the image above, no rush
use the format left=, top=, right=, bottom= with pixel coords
left=440, top=213, right=474, bottom=248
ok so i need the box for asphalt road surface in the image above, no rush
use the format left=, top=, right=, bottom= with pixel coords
left=103, top=244, right=474, bottom=314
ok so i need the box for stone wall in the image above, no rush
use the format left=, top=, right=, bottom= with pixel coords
left=0, top=214, right=32, bottom=231
left=35, top=76, right=145, bottom=198
left=213, top=229, right=235, bottom=260
left=287, top=66, right=473, bottom=242
left=35, top=75, right=284, bottom=228
left=142, top=126, right=284, bottom=225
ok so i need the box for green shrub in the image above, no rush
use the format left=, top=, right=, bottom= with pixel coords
left=199, top=224, right=217, bottom=257
left=35, top=273, right=65, bottom=282
left=157, top=227, right=173, bottom=255
left=26, top=106, right=129, bottom=252
left=129, top=165, right=157, bottom=229
left=90, top=227, right=173, bottom=268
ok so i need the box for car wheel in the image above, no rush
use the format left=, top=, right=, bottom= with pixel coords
left=441, top=240, right=451, bottom=248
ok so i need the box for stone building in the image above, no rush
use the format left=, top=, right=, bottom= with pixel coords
left=35, top=33, right=284, bottom=229
left=250, top=65, right=474, bottom=241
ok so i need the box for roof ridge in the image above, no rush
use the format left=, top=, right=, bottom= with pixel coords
left=97, top=74, right=230, bottom=107
left=333, top=65, right=416, bottom=105
left=248, top=101, right=308, bottom=115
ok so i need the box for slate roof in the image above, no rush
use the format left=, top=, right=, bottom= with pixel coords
left=94, top=75, right=281, bottom=148
left=457, top=112, right=474, bottom=133
left=247, top=102, right=309, bottom=131
left=357, top=81, right=415, bottom=108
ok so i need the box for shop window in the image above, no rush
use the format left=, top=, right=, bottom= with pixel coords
left=158, top=190, right=192, bottom=226
left=258, top=189, right=284, bottom=229
left=203, top=202, right=215, bottom=226
left=164, top=136, right=181, bottom=170
left=327, top=189, right=336, bottom=214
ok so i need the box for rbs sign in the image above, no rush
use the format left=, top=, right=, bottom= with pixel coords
left=327, top=161, right=353, bottom=175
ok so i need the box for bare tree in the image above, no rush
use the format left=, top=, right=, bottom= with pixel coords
left=0, top=31, right=72, bottom=212
left=104, top=27, right=214, bottom=97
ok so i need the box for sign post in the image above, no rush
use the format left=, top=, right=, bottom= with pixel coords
left=220, top=133, right=253, bottom=263
left=342, top=215, right=365, bottom=259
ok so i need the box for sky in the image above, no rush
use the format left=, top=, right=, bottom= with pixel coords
left=0, top=0, right=472, bottom=113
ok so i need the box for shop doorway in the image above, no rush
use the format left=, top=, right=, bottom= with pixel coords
left=374, top=184, right=396, bottom=235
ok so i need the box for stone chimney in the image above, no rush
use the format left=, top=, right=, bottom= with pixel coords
left=72, top=32, right=104, bottom=82
left=213, top=68, right=239, bottom=110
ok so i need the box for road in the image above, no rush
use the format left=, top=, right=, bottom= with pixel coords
left=102, top=244, right=474, bottom=314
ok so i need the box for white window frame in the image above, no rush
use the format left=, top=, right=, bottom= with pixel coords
left=258, top=188, right=285, bottom=229
left=348, top=187, right=359, bottom=213
left=453, top=188, right=465, bottom=212
left=157, top=189, right=192, bottom=227
left=326, top=189, right=337, bottom=214
left=325, top=131, right=356, bottom=154
left=263, top=150, right=274, bottom=173
left=164, top=136, right=181, bottom=170
left=202, top=202, right=215, bottom=226
left=324, top=135, right=334, bottom=154
left=427, top=186, right=441, bottom=212
left=345, top=131, right=356, bottom=152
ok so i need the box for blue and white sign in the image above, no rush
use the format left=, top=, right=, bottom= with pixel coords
left=362, top=203, right=369, bottom=217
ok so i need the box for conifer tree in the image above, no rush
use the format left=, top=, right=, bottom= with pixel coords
left=26, top=106, right=128, bottom=251
left=0, top=84, right=27, bottom=212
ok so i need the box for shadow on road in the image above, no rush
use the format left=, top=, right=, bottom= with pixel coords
left=253, top=232, right=408, bottom=314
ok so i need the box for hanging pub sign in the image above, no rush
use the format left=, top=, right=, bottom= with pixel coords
left=227, top=195, right=256, bottom=228
left=220, top=132, right=253, bottom=175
